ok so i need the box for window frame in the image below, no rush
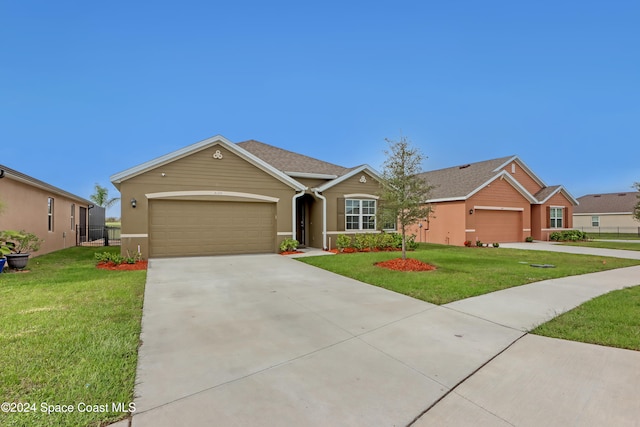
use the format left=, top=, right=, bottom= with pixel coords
left=550, top=206, right=563, bottom=229
left=345, top=199, right=377, bottom=231
left=591, top=216, right=600, bottom=227
left=48, top=197, right=55, bottom=232
left=71, top=203, right=76, bottom=230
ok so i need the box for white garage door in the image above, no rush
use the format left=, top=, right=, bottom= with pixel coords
left=149, top=200, right=276, bottom=258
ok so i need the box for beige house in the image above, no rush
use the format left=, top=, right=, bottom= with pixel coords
left=110, top=135, right=384, bottom=258
left=573, top=192, right=640, bottom=234
left=0, top=165, right=92, bottom=255
left=409, top=156, right=578, bottom=245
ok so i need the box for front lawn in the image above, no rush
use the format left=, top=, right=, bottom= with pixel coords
left=533, top=285, right=640, bottom=351
left=0, top=247, right=146, bottom=427
left=298, top=243, right=640, bottom=305
left=561, top=240, right=640, bottom=251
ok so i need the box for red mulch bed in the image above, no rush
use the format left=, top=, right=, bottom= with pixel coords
left=280, top=250, right=304, bottom=255
left=96, top=261, right=148, bottom=271
left=375, top=258, right=436, bottom=272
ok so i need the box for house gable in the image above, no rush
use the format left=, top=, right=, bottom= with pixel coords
left=495, top=157, right=545, bottom=196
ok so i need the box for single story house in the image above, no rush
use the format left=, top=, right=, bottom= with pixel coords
left=110, top=135, right=384, bottom=258
left=0, top=165, right=92, bottom=255
left=409, top=156, right=578, bottom=245
left=573, top=192, right=640, bottom=233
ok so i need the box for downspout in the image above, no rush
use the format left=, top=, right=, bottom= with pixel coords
left=313, top=189, right=327, bottom=250
left=291, top=190, right=306, bottom=242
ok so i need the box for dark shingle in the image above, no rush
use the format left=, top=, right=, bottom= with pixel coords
left=574, top=192, right=639, bottom=213
left=238, top=140, right=349, bottom=176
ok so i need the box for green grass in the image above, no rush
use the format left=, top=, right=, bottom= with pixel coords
left=298, top=243, right=640, bottom=305
left=560, top=240, right=640, bottom=251
left=0, top=247, right=146, bottom=427
left=533, top=285, right=640, bottom=351
left=585, top=232, right=640, bottom=240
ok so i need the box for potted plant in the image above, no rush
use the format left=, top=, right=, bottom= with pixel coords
left=0, top=237, right=11, bottom=273
left=0, top=230, right=43, bottom=270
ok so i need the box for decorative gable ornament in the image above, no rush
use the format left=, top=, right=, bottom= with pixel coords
left=359, top=175, right=367, bottom=183
left=213, top=150, right=223, bottom=159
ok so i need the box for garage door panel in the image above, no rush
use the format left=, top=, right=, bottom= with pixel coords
left=475, top=210, right=521, bottom=243
left=149, top=200, right=275, bottom=258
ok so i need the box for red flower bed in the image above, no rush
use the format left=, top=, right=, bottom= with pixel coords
left=97, top=261, right=148, bottom=271
left=375, top=258, right=436, bottom=272
left=280, top=251, right=304, bottom=255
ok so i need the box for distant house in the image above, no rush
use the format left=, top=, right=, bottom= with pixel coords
left=0, top=165, right=92, bottom=255
left=410, top=156, right=578, bottom=245
left=110, top=135, right=383, bottom=258
left=573, top=192, right=640, bottom=234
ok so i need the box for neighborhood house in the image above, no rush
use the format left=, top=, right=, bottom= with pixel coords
left=573, top=192, right=640, bottom=234
left=111, top=136, right=578, bottom=258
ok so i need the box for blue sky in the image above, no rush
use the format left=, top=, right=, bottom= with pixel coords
left=2, top=1, right=639, bottom=217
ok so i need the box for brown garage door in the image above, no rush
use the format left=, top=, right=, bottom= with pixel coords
left=149, top=200, right=276, bottom=258
left=475, top=209, right=522, bottom=243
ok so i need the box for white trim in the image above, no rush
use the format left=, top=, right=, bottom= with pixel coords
left=474, top=205, right=525, bottom=212
left=121, top=234, right=148, bottom=238
left=315, top=165, right=383, bottom=192
left=523, top=228, right=531, bottom=231
left=493, top=156, right=547, bottom=188
left=313, top=190, right=328, bottom=250
left=574, top=212, right=633, bottom=216
left=285, top=171, right=338, bottom=179
left=110, top=135, right=306, bottom=191
left=425, top=196, right=466, bottom=203
left=277, top=232, right=293, bottom=236
left=465, top=229, right=476, bottom=232
left=343, top=193, right=379, bottom=200
left=536, top=186, right=579, bottom=205
left=146, top=190, right=279, bottom=203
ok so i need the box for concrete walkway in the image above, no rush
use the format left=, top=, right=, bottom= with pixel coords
left=127, top=243, right=640, bottom=427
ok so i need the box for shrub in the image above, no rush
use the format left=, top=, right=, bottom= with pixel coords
left=464, top=240, right=472, bottom=247
left=493, top=242, right=500, bottom=248
left=378, top=232, right=396, bottom=250
left=549, top=230, right=587, bottom=242
left=336, top=234, right=352, bottom=251
left=94, top=251, right=124, bottom=265
left=476, top=240, right=483, bottom=247
left=353, top=234, right=367, bottom=251
left=525, top=236, right=534, bottom=243
left=364, top=233, right=378, bottom=250
left=279, top=238, right=299, bottom=252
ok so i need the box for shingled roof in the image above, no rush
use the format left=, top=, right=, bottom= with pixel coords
left=575, top=192, right=639, bottom=214
left=237, top=140, right=350, bottom=177
left=417, top=155, right=516, bottom=200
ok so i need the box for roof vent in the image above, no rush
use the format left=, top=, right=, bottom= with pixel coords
left=618, top=193, right=627, bottom=196
left=459, top=164, right=470, bottom=169
left=593, top=195, right=601, bottom=197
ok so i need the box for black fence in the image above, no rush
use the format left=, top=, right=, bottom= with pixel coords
left=574, top=226, right=640, bottom=238
left=76, top=226, right=121, bottom=247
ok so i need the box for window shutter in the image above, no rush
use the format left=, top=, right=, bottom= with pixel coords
left=337, top=197, right=345, bottom=231
left=546, top=206, right=551, bottom=228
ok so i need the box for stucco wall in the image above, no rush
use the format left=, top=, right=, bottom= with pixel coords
left=0, top=177, right=88, bottom=255
left=405, top=200, right=465, bottom=245
left=574, top=213, right=639, bottom=229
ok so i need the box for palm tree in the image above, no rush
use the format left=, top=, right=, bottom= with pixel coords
left=90, top=183, right=120, bottom=209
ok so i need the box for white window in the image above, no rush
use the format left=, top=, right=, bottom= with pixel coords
left=346, top=199, right=376, bottom=230
left=71, top=204, right=76, bottom=230
left=550, top=207, right=563, bottom=228
left=591, top=216, right=600, bottom=227
left=48, top=197, right=54, bottom=231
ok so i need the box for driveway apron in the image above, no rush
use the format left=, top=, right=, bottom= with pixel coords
left=131, top=254, right=522, bottom=426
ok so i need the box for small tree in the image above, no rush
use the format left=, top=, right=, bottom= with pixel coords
left=633, top=182, right=640, bottom=221
left=90, top=183, right=120, bottom=209
left=379, top=136, right=433, bottom=260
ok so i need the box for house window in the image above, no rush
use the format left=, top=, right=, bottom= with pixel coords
left=71, top=204, right=76, bottom=230
left=381, top=209, right=397, bottom=231
left=591, top=216, right=600, bottom=227
left=48, top=197, right=54, bottom=231
left=346, top=199, right=376, bottom=230
left=550, top=207, right=563, bottom=228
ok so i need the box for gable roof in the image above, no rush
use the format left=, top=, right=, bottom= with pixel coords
left=418, top=155, right=576, bottom=205
left=574, top=192, right=639, bottom=214
left=237, top=140, right=350, bottom=178
left=110, top=135, right=306, bottom=191
left=417, top=155, right=516, bottom=201
left=0, top=164, right=92, bottom=204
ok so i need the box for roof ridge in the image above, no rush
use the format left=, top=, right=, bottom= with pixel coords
left=238, top=140, right=348, bottom=169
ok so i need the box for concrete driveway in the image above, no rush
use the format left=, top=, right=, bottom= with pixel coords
left=131, top=254, right=523, bottom=426
left=131, top=249, right=640, bottom=427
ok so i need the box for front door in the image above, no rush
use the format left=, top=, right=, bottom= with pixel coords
left=296, top=197, right=306, bottom=246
